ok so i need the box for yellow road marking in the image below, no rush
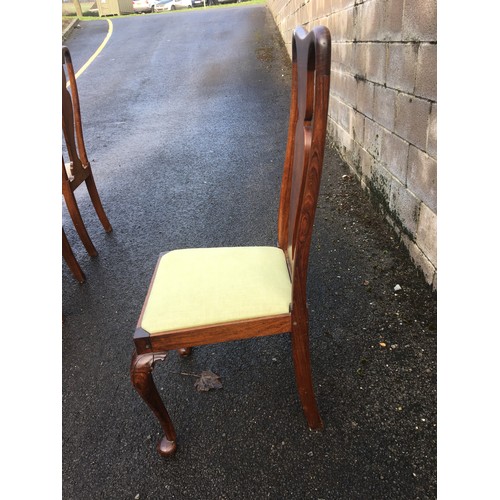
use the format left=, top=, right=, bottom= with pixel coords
left=66, top=18, right=113, bottom=87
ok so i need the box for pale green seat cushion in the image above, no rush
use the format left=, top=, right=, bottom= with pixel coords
left=141, top=246, right=292, bottom=335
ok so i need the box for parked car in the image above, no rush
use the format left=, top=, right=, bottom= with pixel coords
left=133, top=0, right=154, bottom=13
left=153, top=0, right=193, bottom=11
left=192, top=0, right=220, bottom=5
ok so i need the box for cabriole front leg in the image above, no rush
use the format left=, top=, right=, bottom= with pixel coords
left=130, top=350, right=177, bottom=456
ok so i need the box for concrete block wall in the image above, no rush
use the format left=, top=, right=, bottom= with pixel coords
left=267, top=0, right=437, bottom=288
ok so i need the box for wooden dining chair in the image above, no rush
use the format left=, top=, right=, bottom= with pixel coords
left=62, top=45, right=112, bottom=262
left=130, top=25, right=331, bottom=456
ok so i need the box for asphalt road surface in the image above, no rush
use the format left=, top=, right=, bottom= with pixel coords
left=63, top=5, right=437, bottom=499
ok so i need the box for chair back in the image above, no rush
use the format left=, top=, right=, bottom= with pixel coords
left=62, top=46, right=89, bottom=188
left=277, top=26, right=331, bottom=312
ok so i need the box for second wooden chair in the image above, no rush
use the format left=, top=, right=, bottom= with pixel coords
left=62, top=46, right=112, bottom=280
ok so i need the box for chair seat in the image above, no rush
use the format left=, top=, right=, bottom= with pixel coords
left=140, top=246, right=292, bottom=335
left=64, top=162, right=74, bottom=182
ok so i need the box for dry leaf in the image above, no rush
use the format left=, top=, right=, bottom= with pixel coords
left=194, top=370, right=223, bottom=392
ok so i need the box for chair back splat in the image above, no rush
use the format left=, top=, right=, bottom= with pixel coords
left=130, top=26, right=331, bottom=457
left=278, top=26, right=331, bottom=317
left=62, top=46, right=91, bottom=188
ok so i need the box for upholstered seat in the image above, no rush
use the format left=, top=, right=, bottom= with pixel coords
left=141, top=246, right=292, bottom=335
left=64, top=161, right=77, bottom=183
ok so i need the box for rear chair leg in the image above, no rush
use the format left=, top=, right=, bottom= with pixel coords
left=130, top=350, right=177, bottom=456
left=62, top=228, right=86, bottom=283
left=63, top=188, right=98, bottom=257
left=85, top=174, right=113, bottom=233
left=291, top=321, right=323, bottom=430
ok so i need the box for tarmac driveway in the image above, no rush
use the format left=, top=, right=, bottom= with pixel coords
left=63, top=5, right=437, bottom=499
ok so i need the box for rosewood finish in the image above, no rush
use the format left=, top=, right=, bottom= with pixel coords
left=131, top=26, right=332, bottom=456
